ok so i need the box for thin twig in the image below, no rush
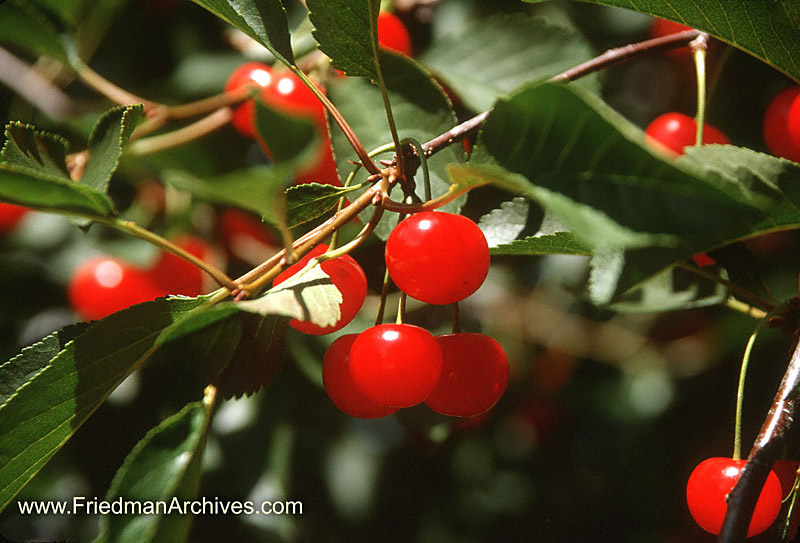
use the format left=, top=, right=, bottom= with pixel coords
left=127, top=108, right=234, bottom=155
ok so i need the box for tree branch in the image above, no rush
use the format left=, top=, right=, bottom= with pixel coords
left=720, top=337, right=800, bottom=542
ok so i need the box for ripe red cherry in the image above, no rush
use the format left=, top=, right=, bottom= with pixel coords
left=772, top=459, right=800, bottom=497
left=149, top=235, right=213, bottom=297
left=0, top=203, right=28, bottom=234
left=768, top=86, right=800, bottom=162
left=68, top=257, right=167, bottom=321
left=224, top=62, right=274, bottom=138
left=293, top=131, right=341, bottom=186
left=424, top=333, right=509, bottom=418
left=260, top=70, right=326, bottom=127
left=686, top=457, right=782, bottom=537
left=322, top=334, right=398, bottom=418
left=378, top=11, right=412, bottom=56
left=218, top=208, right=278, bottom=263
left=273, top=244, right=367, bottom=335
left=645, top=112, right=730, bottom=155
left=349, top=323, right=443, bottom=408
left=385, top=211, right=490, bottom=305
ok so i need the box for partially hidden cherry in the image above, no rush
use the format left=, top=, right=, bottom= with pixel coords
left=424, top=333, right=509, bottom=418
left=349, top=323, right=443, bottom=408
left=686, top=457, right=782, bottom=537
left=149, top=235, right=213, bottom=297
left=224, top=62, right=274, bottom=138
left=645, top=112, right=729, bottom=155
left=218, top=208, right=278, bottom=263
left=764, top=86, right=800, bottom=162
left=273, top=244, right=367, bottom=335
left=0, top=203, right=29, bottom=234
left=68, top=257, right=168, bottom=321
left=385, top=211, right=490, bottom=305
left=322, top=334, right=398, bottom=418
left=378, top=11, right=413, bottom=56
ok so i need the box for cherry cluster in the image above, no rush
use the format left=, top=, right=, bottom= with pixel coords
left=275, top=210, right=508, bottom=420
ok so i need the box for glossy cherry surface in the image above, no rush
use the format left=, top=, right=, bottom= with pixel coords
left=68, top=257, right=167, bottom=321
left=782, top=88, right=800, bottom=161
left=385, top=211, right=490, bottom=305
left=424, top=333, right=509, bottom=418
left=349, top=323, right=443, bottom=408
left=224, top=62, right=274, bottom=138
left=322, top=334, right=398, bottom=418
left=273, top=244, right=367, bottom=335
left=378, top=11, right=413, bottom=56
left=686, top=457, right=782, bottom=537
left=763, top=87, right=800, bottom=162
left=645, top=112, right=729, bottom=155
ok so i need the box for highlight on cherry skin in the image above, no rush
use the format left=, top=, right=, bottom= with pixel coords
left=348, top=323, right=443, bottom=408
left=645, top=112, right=729, bottom=155
left=273, top=244, right=367, bottom=335
left=322, top=334, right=399, bottom=419
left=385, top=211, right=490, bottom=305
left=68, top=256, right=168, bottom=321
left=424, top=333, right=510, bottom=418
left=685, top=457, right=783, bottom=537
left=224, top=62, right=274, bottom=139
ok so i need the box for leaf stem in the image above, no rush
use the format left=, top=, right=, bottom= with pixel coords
left=96, top=216, right=238, bottom=291
left=127, top=108, right=234, bottom=155
left=677, top=262, right=776, bottom=314
left=75, top=60, right=157, bottom=112
left=291, top=67, right=380, bottom=175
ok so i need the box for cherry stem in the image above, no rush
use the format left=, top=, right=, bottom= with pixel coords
left=291, top=67, right=380, bottom=175
left=452, top=303, right=461, bottom=334
left=375, top=268, right=392, bottom=326
left=691, top=34, right=710, bottom=147
left=127, top=108, right=234, bottom=155
left=720, top=336, right=800, bottom=542
left=97, top=216, right=238, bottom=291
left=733, top=306, right=783, bottom=460
left=677, top=262, right=776, bottom=314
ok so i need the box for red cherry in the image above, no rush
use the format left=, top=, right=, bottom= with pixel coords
left=293, top=130, right=341, bottom=186
left=218, top=208, right=278, bottom=263
left=781, top=88, right=800, bottom=161
left=68, top=257, right=167, bottom=321
left=645, top=112, right=730, bottom=155
left=149, top=235, right=212, bottom=297
left=424, top=333, right=509, bottom=418
left=273, top=244, right=367, bottom=335
left=378, top=11, right=412, bottom=57
left=349, top=323, right=443, bottom=408
left=322, top=334, right=398, bottom=418
left=385, top=211, right=490, bottom=305
left=260, top=70, right=326, bottom=127
left=224, top=62, right=274, bottom=138
left=692, top=253, right=716, bottom=267
left=686, top=457, right=782, bottom=537
left=763, top=87, right=800, bottom=161
left=0, top=203, right=28, bottom=234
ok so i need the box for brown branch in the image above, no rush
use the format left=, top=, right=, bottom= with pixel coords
left=421, top=29, right=704, bottom=157
left=719, top=338, right=800, bottom=542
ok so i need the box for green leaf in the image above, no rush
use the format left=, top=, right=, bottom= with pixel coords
left=419, top=14, right=598, bottom=112
left=0, top=164, right=115, bottom=218
left=307, top=0, right=381, bottom=79
left=491, top=232, right=591, bottom=257
left=0, top=297, right=206, bottom=513
left=606, top=265, right=727, bottom=313
left=527, top=0, right=800, bottom=83
left=238, top=263, right=342, bottom=327
left=474, top=83, right=768, bottom=251
left=0, top=1, right=72, bottom=64
left=97, top=399, right=214, bottom=543
left=253, top=99, right=318, bottom=170
left=80, top=104, right=144, bottom=193
left=285, top=183, right=359, bottom=228
left=1, top=122, right=71, bottom=180
left=188, top=0, right=294, bottom=66
left=330, top=52, right=467, bottom=239
left=478, top=197, right=529, bottom=248
left=162, top=166, right=290, bottom=225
